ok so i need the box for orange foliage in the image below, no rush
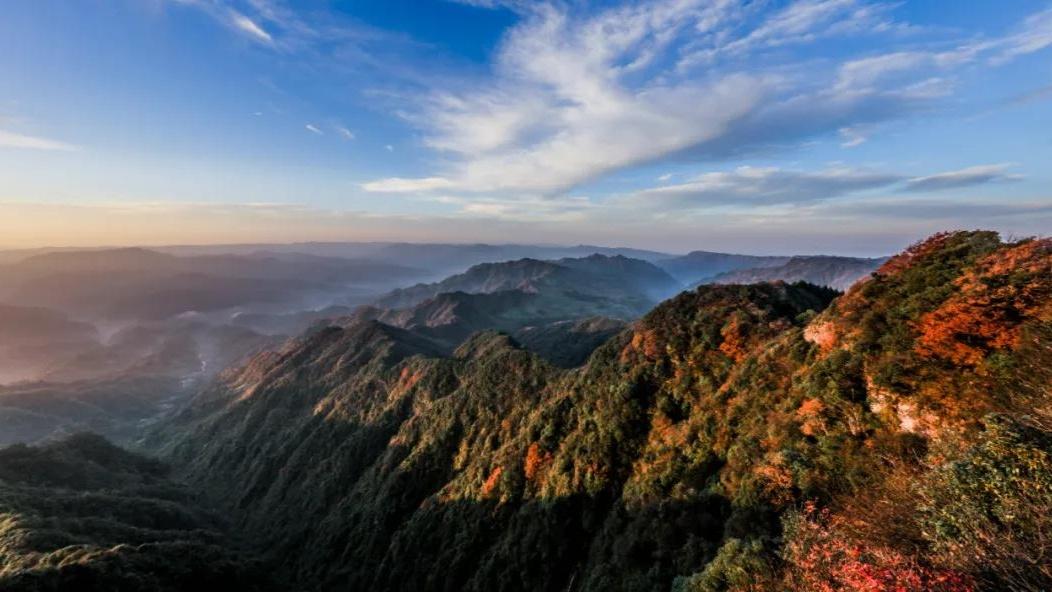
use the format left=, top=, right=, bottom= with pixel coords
left=803, top=321, right=838, bottom=352
left=719, top=317, right=750, bottom=362
left=394, top=366, right=426, bottom=394
left=916, top=238, right=1052, bottom=366
left=523, top=443, right=553, bottom=483
left=754, top=454, right=795, bottom=505
left=481, top=466, right=503, bottom=497
left=623, top=329, right=663, bottom=363
left=797, top=398, right=826, bottom=437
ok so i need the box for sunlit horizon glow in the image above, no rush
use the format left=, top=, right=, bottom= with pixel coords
left=2, top=0, right=1051, bottom=254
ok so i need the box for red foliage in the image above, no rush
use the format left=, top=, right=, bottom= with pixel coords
left=782, top=503, right=975, bottom=592
left=523, top=443, right=553, bottom=483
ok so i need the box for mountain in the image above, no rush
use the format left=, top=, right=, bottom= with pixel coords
left=0, top=304, right=100, bottom=384
left=355, top=292, right=626, bottom=366
left=513, top=316, right=628, bottom=368
left=376, top=254, right=682, bottom=314
left=156, top=242, right=674, bottom=277
left=144, top=230, right=1051, bottom=591
left=0, top=316, right=278, bottom=445
left=708, top=255, right=886, bottom=290
left=0, top=376, right=187, bottom=447
left=361, top=254, right=680, bottom=363
left=655, top=250, right=789, bottom=284
left=0, top=433, right=270, bottom=591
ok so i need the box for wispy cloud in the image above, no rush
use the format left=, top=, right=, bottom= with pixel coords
left=631, top=166, right=903, bottom=208
left=900, top=164, right=1023, bottom=192
left=364, top=2, right=1052, bottom=198
left=363, top=177, right=454, bottom=193
left=230, top=10, right=272, bottom=43
left=305, top=123, right=323, bottom=135
left=335, top=126, right=355, bottom=140
left=0, top=129, right=78, bottom=151
left=993, top=7, right=1052, bottom=62
left=626, top=163, right=1027, bottom=210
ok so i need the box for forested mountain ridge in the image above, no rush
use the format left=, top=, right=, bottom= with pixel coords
left=374, top=254, right=682, bottom=313
left=4, top=230, right=1049, bottom=591
left=149, top=231, right=1051, bottom=591
left=355, top=254, right=680, bottom=365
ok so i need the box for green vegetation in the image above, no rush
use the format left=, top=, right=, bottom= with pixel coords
left=5, top=231, right=1049, bottom=591
left=0, top=434, right=270, bottom=591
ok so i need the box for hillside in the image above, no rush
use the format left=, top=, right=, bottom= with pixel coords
left=709, top=255, right=886, bottom=290
left=0, top=434, right=270, bottom=591
left=146, top=230, right=1051, bottom=591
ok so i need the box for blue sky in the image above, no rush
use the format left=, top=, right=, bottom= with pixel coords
left=1, top=0, right=1051, bottom=254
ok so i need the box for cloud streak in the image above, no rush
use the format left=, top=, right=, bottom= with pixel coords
left=230, top=10, right=272, bottom=43
left=901, top=164, right=1022, bottom=193
left=633, top=166, right=903, bottom=208
left=0, top=129, right=78, bottom=151
left=627, top=163, right=1027, bottom=210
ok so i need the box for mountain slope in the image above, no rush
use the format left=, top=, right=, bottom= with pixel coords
left=708, top=255, right=885, bottom=290
left=147, top=231, right=1052, bottom=592
left=151, top=282, right=837, bottom=591
left=0, top=434, right=269, bottom=591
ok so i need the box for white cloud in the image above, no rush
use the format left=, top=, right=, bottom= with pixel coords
left=632, top=166, right=903, bottom=208
left=901, top=164, right=1022, bottom=192
left=623, top=163, right=1028, bottom=211
left=838, top=127, right=867, bottom=148
left=370, top=1, right=773, bottom=194
left=366, top=2, right=1052, bottom=198
left=0, top=129, right=78, bottom=151
left=995, top=7, right=1052, bottom=62
left=362, top=177, right=454, bottom=193
left=305, top=123, right=323, bottom=135
left=230, top=10, right=273, bottom=43
left=335, top=126, right=355, bottom=140
left=677, top=0, right=902, bottom=69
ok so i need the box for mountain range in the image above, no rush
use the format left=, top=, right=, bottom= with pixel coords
left=3, top=231, right=1049, bottom=591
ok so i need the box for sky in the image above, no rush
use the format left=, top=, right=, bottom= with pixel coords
left=1, top=0, right=1051, bottom=255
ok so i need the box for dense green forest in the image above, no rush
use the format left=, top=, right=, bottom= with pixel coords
left=2, top=231, right=1049, bottom=591
left=0, top=434, right=271, bottom=591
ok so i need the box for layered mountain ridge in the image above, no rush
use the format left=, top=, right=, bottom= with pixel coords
left=2, top=231, right=1049, bottom=591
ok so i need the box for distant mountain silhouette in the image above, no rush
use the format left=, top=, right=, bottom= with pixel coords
left=708, top=255, right=886, bottom=290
